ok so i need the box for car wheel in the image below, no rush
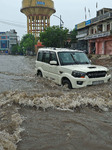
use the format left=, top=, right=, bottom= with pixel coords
left=62, top=79, right=72, bottom=89
left=37, top=71, right=43, bottom=77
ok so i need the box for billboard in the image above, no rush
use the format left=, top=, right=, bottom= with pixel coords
left=85, top=20, right=91, bottom=26
left=1, top=40, right=8, bottom=49
left=0, top=36, right=9, bottom=39
left=0, top=32, right=5, bottom=34
left=77, top=22, right=85, bottom=29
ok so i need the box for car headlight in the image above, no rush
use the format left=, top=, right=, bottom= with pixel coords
left=72, top=71, right=86, bottom=78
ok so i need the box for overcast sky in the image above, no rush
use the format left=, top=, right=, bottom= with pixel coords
left=0, top=0, right=112, bottom=39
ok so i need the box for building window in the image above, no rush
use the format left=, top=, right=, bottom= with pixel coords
left=107, top=23, right=110, bottom=31
left=91, top=28, right=94, bottom=34
left=97, top=24, right=103, bottom=33
left=94, top=28, right=97, bottom=34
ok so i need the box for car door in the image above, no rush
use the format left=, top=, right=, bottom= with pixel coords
left=42, top=51, right=51, bottom=78
left=48, top=52, right=60, bottom=83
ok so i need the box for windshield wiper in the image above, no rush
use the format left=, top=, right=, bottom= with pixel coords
left=70, top=54, right=79, bottom=64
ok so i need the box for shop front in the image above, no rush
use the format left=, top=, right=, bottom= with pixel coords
left=89, top=36, right=112, bottom=55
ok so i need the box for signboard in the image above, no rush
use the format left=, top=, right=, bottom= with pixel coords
left=77, top=22, right=85, bottom=29
left=0, top=32, right=5, bottom=34
left=0, top=36, right=9, bottom=39
left=86, top=20, right=91, bottom=26
left=37, top=1, right=45, bottom=5
left=1, top=40, right=8, bottom=49
left=0, top=36, right=6, bottom=39
left=76, top=33, right=87, bottom=38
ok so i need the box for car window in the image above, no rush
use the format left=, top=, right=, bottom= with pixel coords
left=50, top=52, right=57, bottom=61
left=43, top=52, right=50, bottom=63
left=37, top=51, right=43, bottom=61
left=58, top=51, right=90, bottom=65
left=58, top=52, right=75, bottom=65
left=72, top=52, right=90, bottom=64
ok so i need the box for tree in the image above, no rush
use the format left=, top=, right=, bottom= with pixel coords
left=19, top=34, right=37, bottom=55
left=40, top=26, right=69, bottom=48
left=70, top=28, right=77, bottom=43
left=11, top=44, right=19, bottom=55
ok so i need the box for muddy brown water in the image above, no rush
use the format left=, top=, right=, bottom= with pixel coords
left=0, top=55, right=112, bottom=150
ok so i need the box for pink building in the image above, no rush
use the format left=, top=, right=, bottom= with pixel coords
left=89, top=36, right=112, bottom=55
left=76, top=8, right=112, bottom=55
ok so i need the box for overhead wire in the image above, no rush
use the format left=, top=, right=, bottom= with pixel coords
left=0, top=19, right=26, bottom=28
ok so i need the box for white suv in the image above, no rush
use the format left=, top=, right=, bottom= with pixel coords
left=36, top=48, right=111, bottom=89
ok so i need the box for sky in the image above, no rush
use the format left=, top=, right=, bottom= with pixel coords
left=0, top=0, right=112, bottom=39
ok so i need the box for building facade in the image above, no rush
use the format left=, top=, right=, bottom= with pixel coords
left=0, top=30, right=18, bottom=54
left=75, top=8, right=112, bottom=55
left=21, top=0, right=56, bottom=38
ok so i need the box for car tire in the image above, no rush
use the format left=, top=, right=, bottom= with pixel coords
left=62, top=79, right=72, bottom=89
left=37, top=70, right=43, bottom=77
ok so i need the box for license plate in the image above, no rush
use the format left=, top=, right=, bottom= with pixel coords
left=92, top=80, right=104, bottom=85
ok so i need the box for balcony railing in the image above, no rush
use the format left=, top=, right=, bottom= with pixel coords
left=91, top=12, right=112, bottom=24
left=84, top=31, right=110, bottom=40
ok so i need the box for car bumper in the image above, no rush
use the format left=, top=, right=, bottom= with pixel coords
left=71, top=74, right=111, bottom=88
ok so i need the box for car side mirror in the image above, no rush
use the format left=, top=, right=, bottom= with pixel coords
left=50, top=61, right=57, bottom=65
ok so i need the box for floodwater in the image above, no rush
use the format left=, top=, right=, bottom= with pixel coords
left=0, top=55, right=112, bottom=150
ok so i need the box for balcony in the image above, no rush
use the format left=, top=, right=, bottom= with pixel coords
left=84, top=31, right=111, bottom=40
left=91, top=12, right=112, bottom=24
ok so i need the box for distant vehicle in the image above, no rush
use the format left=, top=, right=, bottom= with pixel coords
left=36, top=48, right=111, bottom=89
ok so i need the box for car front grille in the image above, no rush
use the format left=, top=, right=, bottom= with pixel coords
left=87, top=71, right=107, bottom=78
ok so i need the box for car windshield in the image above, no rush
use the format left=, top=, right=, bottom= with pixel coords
left=58, top=51, right=90, bottom=66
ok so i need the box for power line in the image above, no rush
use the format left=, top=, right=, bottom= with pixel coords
left=0, top=19, right=26, bottom=28
left=0, top=18, right=26, bottom=24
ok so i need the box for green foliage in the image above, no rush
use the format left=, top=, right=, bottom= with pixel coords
left=70, top=28, right=77, bottom=43
left=19, top=34, right=37, bottom=55
left=40, top=26, right=69, bottom=48
left=11, top=44, right=19, bottom=55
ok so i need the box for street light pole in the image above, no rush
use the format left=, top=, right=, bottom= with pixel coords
left=53, top=15, right=64, bottom=28
left=53, top=15, right=64, bottom=47
left=60, top=15, right=62, bottom=28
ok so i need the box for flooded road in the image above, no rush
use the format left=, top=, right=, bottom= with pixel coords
left=0, top=55, right=112, bottom=150
left=0, top=55, right=36, bottom=93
